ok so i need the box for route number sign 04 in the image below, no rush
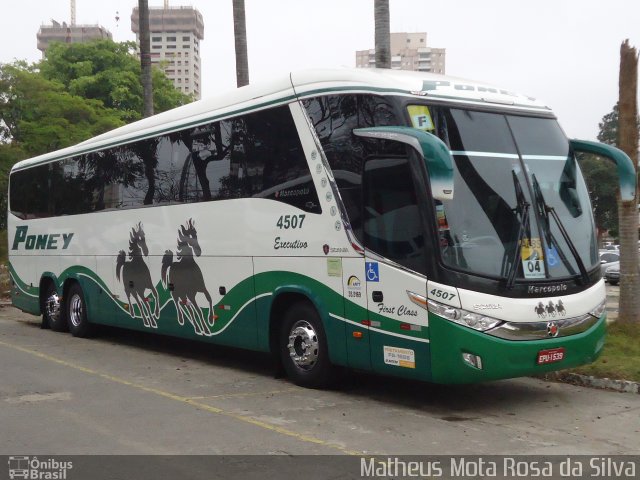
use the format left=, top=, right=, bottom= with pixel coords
left=521, top=238, right=545, bottom=279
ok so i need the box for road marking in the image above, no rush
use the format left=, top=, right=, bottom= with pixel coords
left=5, top=392, right=72, bottom=404
left=0, top=339, right=360, bottom=455
left=186, top=388, right=298, bottom=400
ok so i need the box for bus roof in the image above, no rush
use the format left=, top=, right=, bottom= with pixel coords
left=11, top=68, right=551, bottom=172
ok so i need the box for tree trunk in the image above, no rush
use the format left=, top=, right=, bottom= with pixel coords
left=139, top=0, right=154, bottom=117
left=616, top=39, right=639, bottom=324
left=374, top=0, right=390, bottom=69
left=233, top=0, right=249, bottom=87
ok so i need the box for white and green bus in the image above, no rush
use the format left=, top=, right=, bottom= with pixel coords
left=8, top=69, right=635, bottom=387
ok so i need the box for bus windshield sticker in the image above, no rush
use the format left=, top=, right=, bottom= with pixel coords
left=546, top=245, right=560, bottom=268
left=407, top=105, right=434, bottom=131
left=436, top=204, right=449, bottom=231
left=327, top=258, right=342, bottom=277
left=521, top=238, right=546, bottom=279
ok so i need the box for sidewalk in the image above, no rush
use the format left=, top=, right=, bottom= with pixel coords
left=549, top=283, right=640, bottom=394
left=606, top=284, right=619, bottom=322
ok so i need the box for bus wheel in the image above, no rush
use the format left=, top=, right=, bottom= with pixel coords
left=280, top=302, right=333, bottom=388
left=66, top=284, right=94, bottom=338
left=44, top=282, right=67, bottom=332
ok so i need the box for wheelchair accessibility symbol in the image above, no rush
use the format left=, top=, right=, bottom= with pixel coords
left=546, top=246, right=559, bottom=267
left=365, top=262, right=380, bottom=282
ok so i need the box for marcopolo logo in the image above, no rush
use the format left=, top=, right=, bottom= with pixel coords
left=11, top=226, right=74, bottom=251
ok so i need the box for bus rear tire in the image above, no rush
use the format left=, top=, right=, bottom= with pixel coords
left=279, top=302, right=333, bottom=388
left=66, top=283, right=94, bottom=338
left=44, top=282, right=67, bottom=332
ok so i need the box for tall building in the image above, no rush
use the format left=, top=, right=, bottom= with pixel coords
left=131, top=5, right=205, bottom=100
left=356, top=32, right=446, bottom=74
left=37, top=20, right=112, bottom=57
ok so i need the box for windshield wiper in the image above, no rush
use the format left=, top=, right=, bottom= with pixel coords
left=531, top=174, right=590, bottom=284
left=506, top=170, right=530, bottom=289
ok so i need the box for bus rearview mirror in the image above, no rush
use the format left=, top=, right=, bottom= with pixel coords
left=570, top=139, right=636, bottom=202
left=353, top=127, right=454, bottom=200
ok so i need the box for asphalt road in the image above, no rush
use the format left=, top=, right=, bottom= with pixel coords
left=1, top=303, right=639, bottom=457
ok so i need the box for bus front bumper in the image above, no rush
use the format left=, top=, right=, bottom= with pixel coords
left=428, top=313, right=606, bottom=384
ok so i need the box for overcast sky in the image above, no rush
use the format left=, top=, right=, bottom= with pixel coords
left=1, top=0, right=639, bottom=140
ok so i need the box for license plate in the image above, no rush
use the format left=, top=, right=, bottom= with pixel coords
left=537, top=347, right=565, bottom=365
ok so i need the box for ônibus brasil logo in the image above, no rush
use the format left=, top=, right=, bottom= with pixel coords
left=11, top=226, right=74, bottom=251
left=8, top=456, right=72, bottom=479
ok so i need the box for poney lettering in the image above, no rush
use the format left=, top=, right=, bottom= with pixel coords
left=12, top=226, right=74, bottom=251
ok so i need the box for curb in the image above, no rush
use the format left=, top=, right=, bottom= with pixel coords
left=541, top=371, right=640, bottom=394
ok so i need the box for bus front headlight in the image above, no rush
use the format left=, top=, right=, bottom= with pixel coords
left=427, top=299, right=503, bottom=332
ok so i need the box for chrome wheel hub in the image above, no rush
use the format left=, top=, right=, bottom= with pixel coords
left=287, top=320, right=319, bottom=370
left=45, top=292, right=61, bottom=323
left=69, top=294, right=83, bottom=327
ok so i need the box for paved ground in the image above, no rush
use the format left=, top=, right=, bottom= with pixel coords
left=605, top=282, right=619, bottom=321
left=1, top=298, right=638, bottom=457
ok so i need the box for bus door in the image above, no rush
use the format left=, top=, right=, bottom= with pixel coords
left=361, top=154, right=431, bottom=377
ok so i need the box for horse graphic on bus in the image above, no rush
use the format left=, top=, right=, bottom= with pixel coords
left=161, top=218, right=216, bottom=336
left=116, top=222, right=160, bottom=328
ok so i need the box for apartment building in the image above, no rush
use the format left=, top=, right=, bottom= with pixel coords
left=131, top=5, right=205, bottom=99
left=356, top=32, right=446, bottom=74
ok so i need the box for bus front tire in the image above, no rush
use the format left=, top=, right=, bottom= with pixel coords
left=66, top=284, right=94, bottom=338
left=44, top=282, right=67, bottom=332
left=279, top=302, right=333, bottom=388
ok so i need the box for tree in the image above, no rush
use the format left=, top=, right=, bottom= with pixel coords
left=233, top=0, right=249, bottom=87
left=578, top=153, right=619, bottom=243
left=616, top=39, right=640, bottom=324
left=597, top=103, right=619, bottom=146
left=40, top=40, right=189, bottom=123
left=0, top=63, right=124, bottom=154
left=0, top=62, right=125, bottom=228
left=374, top=0, right=390, bottom=69
left=138, top=0, right=154, bottom=117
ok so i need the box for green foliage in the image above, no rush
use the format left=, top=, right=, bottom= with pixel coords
left=587, top=103, right=640, bottom=240
left=40, top=40, right=191, bottom=122
left=570, top=321, right=640, bottom=382
left=578, top=153, right=619, bottom=236
left=0, top=62, right=124, bottom=155
left=597, top=103, right=619, bottom=146
left=0, top=40, right=192, bottom=232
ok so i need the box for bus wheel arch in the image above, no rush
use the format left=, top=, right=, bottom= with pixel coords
left=269, top=292, right=334, bottom=388
left=39, top=276, right=66, bottom=332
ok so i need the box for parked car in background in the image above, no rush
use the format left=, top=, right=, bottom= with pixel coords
left=599, top=251, right=620, bottom=278
left=604, top=262, right=620, bottom=286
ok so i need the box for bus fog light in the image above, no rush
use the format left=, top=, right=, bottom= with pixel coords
left=462, top=352, right=483, bottom=370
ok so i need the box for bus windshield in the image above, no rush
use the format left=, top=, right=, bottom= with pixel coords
left=409, top=105, right=598, bottom=282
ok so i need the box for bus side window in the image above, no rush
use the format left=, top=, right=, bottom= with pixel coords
left=242, top=106, right=321, bottom=213
left=178, top=119, right=237, bottom=202
left=302, top=94, right=401, bottom=238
